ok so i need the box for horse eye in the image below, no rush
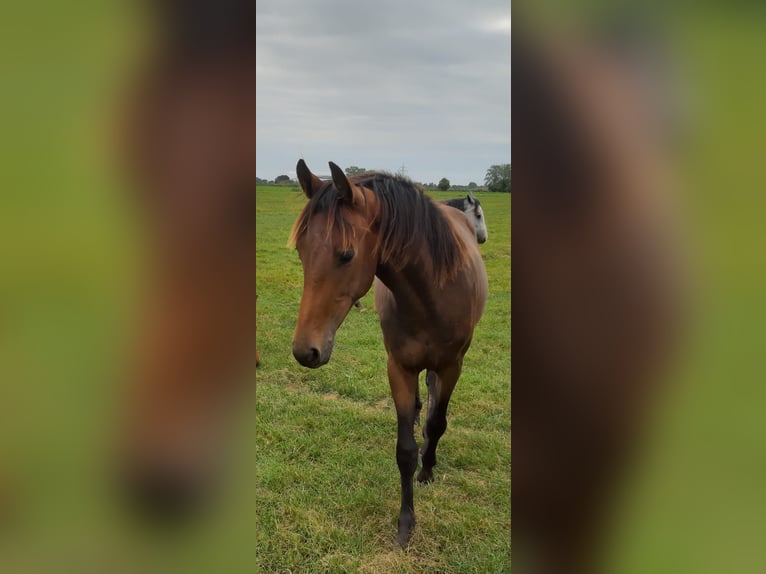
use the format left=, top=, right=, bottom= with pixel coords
left=338, top=250, right=355, bottom=264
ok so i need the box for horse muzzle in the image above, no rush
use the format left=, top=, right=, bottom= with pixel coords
left=292, top=339, right=333, bottom=368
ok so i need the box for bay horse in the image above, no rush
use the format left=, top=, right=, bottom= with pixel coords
left=118, top=0, right=256, bottom=517
left=290, top=160, right=488, bottom=547
left=513, top=27, right=685, bottom=573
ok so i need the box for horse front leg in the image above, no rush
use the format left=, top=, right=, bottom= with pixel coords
left=387, top=356, right=420, bottom=548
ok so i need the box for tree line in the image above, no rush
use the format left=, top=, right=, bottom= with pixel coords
left=258, top=163, right=510, bottom=193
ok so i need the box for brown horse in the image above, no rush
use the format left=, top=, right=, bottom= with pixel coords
left=513, top=28, right=685, bottom=573
left=117, top=0, right=257, bottom=517
left=290, top=160, right=488, bottom=547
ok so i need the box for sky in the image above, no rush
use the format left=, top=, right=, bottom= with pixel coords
left=256, top=0, right=511, bottom=185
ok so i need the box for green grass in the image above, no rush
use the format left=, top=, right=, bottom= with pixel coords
left=255, top=184, right=511, bottom=573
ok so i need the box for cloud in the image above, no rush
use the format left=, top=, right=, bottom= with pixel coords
left=256, top=0, right=511, bottom=184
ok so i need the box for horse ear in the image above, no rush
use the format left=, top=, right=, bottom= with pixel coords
left=467, top=191, right=476, bottom=204
left=296, top=159, right=322, bottom=199
left=329, top=162, right=361, bottom=205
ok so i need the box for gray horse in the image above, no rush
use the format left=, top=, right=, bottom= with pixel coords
left=440, top=191, right=488, bottom=244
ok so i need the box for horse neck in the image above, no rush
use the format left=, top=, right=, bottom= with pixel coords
left=375, top=257, right=438, bottom=319
left=374, top=222, right=454, bottom=318
left=367, top=188, right=460, bottom=315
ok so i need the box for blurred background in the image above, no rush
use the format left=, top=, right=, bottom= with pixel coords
left=0, top=0, right=143, bottom=568
left=0, top=2, right=260, bottom=572
left=603, top=5, right=766, bottom=571
left=516, top=2, right=766, bottom=572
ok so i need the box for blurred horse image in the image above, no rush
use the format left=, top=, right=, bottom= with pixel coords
left=117, top=0, right=256, bottom=518
left=513, top=26, right=686, bottom=573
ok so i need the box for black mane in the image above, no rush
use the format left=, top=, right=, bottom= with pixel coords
left=291, top=172, right=469, bottom=285
left=443, top=197, right=467, bottom=210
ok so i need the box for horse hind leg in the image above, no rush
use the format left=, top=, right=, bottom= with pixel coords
left=417, top=364, right=460, bottom=484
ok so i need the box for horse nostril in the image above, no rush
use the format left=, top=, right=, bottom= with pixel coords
left=293, top=344, right=322, bottom=367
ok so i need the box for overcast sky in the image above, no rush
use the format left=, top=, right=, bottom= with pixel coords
left=256, top=1, right=511, bottom=185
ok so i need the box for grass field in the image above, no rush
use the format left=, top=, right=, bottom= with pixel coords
left=255, top=184, right=511, bottom=573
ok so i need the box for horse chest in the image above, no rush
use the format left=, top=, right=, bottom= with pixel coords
left=381, top=313, right=468, bottom=370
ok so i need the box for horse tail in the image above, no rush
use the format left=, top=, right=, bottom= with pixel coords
left=426, top=369, right=437, bottom=391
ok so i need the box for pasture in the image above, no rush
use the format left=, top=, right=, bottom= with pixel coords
left=255, top=184, right=511, bottom=572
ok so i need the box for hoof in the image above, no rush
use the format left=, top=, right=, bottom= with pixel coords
left=416, top=468, right=434, bottom=484
left=396, top=514, right=416, bottom=548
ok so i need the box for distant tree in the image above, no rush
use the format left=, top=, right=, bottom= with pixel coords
left=345, top=166, right=366, bottom=176
left=438, top=177, right=451, bottom=191
left=256, top=177, right=268, bottom=185
left=275, top=174, right=291, bottom=184
left=484, top=164, right=511, bottom=193
left=468, top=181, right=478, bottom=189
